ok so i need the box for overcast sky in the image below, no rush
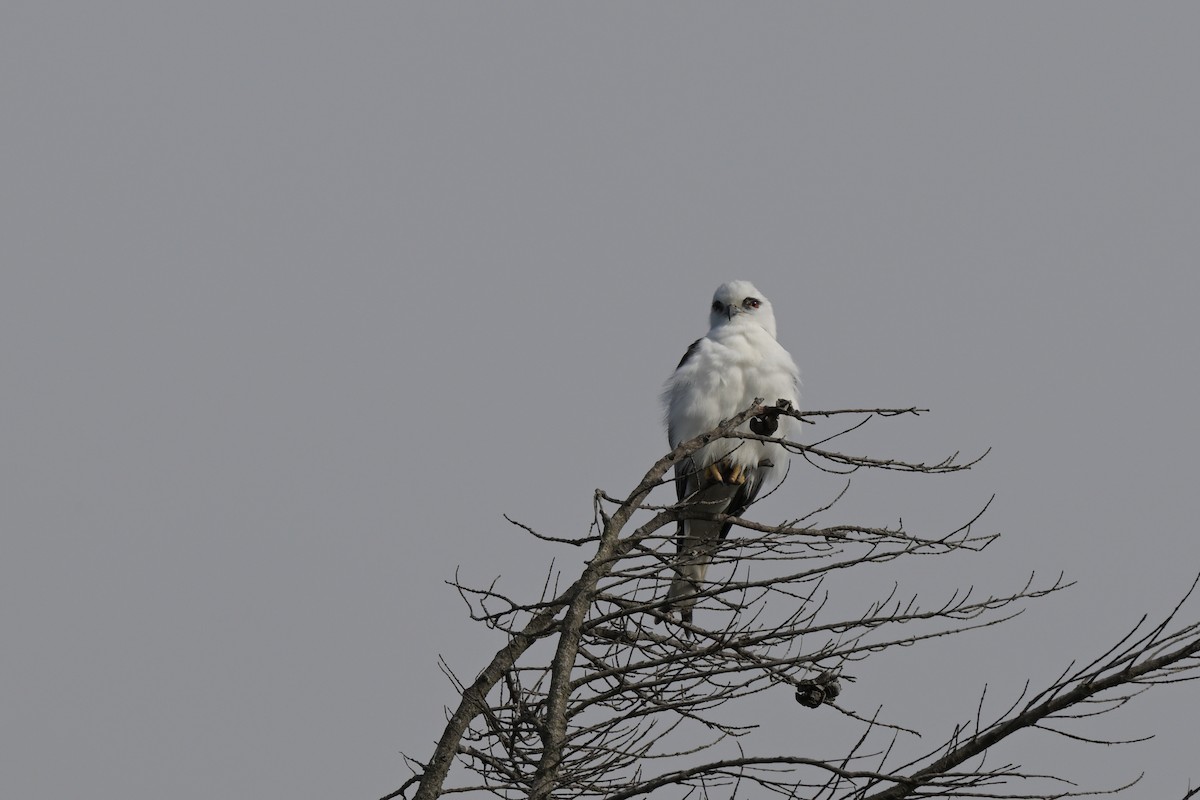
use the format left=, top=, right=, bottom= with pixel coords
left=3, top=4, right=1200, bottom=799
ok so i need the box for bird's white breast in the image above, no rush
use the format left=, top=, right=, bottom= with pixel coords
left=665, top=325, right=800, bottom=473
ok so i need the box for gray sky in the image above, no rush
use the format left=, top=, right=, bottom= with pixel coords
left=3, top=4, right=1199, bottom=798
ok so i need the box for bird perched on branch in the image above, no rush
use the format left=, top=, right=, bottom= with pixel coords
left=662, top=280, right=801, bottom=622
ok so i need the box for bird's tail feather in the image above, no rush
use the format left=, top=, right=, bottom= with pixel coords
left=665, top=515, right=728, bottom=622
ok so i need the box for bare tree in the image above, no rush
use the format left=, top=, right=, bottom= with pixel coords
left=385, top=402, right=1200, bottom=800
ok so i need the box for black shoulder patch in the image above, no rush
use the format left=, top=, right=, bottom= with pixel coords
left=676, top=338, right=704, bottom=370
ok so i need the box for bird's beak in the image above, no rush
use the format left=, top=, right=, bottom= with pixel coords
left=726, top=305, right=741, bottom=320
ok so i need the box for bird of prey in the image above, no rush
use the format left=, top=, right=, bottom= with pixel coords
left=662, top=280, right=801, bottom=622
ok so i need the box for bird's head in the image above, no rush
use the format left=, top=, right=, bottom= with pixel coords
left=708, top=280, right=778, bottom=339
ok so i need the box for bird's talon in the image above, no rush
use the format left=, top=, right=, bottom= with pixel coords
left=703, top=463, right=725, bottom=484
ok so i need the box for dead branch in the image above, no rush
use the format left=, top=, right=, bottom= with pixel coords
left=386, top=403, right=1200, bottom=800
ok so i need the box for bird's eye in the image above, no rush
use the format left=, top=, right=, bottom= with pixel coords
left=743, top=297, right=761, bottom=310
left=712, top=301, right=723, bottom=312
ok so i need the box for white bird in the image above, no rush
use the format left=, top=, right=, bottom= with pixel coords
left=662, top=280, right=801, bottom=622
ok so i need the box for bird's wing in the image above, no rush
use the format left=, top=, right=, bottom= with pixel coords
left=666, top=337, right=705, bottom=450
left=672, top=426, right=784, bottom=534
left=718, top=462, right=767, bottom=540
left=672, top=455, right=769, bottom=552
left=675, top=337, right=704, bottom=370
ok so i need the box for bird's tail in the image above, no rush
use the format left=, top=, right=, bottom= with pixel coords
left=666, top=522, right=724, bottom=623
left=664, top=483, right=741, bottom=623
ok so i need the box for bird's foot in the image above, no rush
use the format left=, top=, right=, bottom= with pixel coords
left=701, top=461, right=746, bottom=485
